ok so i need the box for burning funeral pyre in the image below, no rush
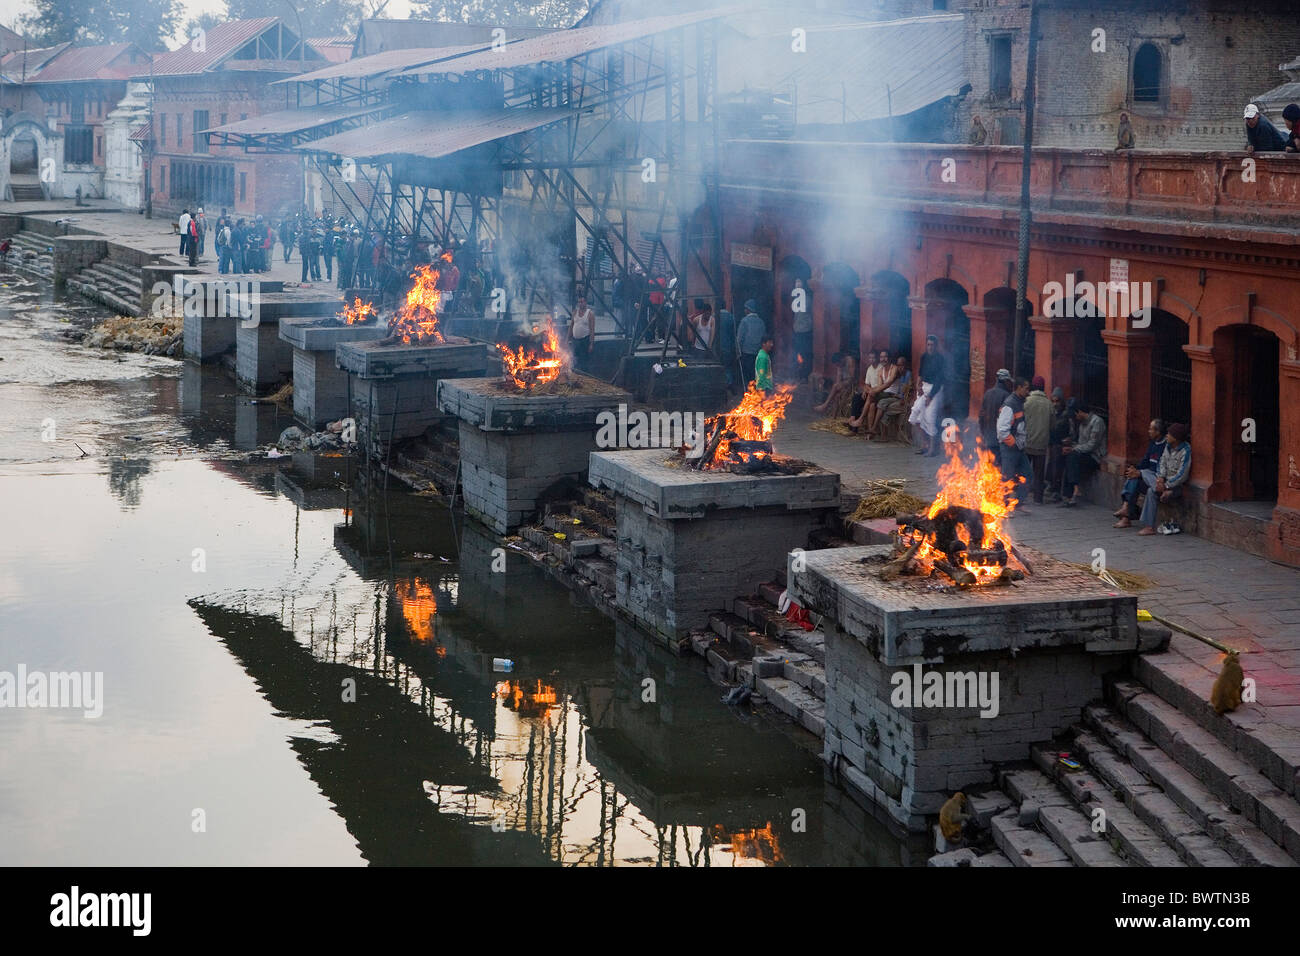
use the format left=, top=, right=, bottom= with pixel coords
left=686, top=383, right=801, bottom=474
left=385, top=252, right=453, bottom=345
left=497, top=318, right=565, bottom=389
left=884, top=441, right=1032, bottom=587
left=339, top=297, right=377, bottom=325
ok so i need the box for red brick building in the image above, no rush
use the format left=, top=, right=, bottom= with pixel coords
left=717, top=140, right=1300, bottom=566
left=140, top=18, right=331, bottom=218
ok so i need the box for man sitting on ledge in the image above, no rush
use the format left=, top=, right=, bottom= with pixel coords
left=1114, top=422, right=1191, bottom=536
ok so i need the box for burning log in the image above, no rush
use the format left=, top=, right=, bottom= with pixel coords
left=933, top=558, right=978, bottom=587
left=691, top=420, right=728, bottom=470
left=692, top=384, right=795, bottom=471
left=497, top=319, right=564, bottom=389
left=880, top=536, right=923, bottom=580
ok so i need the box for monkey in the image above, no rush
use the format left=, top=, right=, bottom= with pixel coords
left=1210, top=650, right=1244, bottom=715
left=1116, top=112, right=1137, bottom=150
left=939, top=791, right=970, bottom=842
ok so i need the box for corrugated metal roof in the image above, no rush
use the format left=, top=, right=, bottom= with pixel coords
left=1254, top=79, right=1300, bottom=113
left=353, top=19, right=551, bottom=57
left=28, top=42, right=146, bottom=83
left=718, top=14, right=967, bottom=125
left=294, top=107, right=575, bottom=160
left=205, top=103, right=388, bottom=136
left=272, top=43, right=486, bottom=85
left=310, top=40, right=353, bottom=65
left=395, top=6, right=741, bottom=77
left=143, top=18, right=324, bottom=77
left=0, top=42, right=71, bottom=83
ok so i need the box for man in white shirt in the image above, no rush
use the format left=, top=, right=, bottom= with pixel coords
left=178, top=209, right=192, bottom=257
left=850, top=349, right=889, bottom=429
left=568, top=296, right=595, bottom=372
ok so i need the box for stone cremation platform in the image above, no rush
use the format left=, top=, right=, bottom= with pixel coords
left=278, top=316, right=387, bottom=428
left=337, top=338, right=488, bottom=444
left=438, top=374, right=631, bottom=534
left=786, top=543, right=1154, bottom=833
left=589, top=449, right=841, bottom=641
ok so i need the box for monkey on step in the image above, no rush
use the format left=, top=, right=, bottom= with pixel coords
left=1210, top=650, right=1245, bottom=716
left=939, top=791, right=971, bottom=843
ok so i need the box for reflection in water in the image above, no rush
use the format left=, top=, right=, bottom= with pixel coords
left=106, top=456, right=153, bottom=509
left=182, top=479, right=907, bottom=866
left=0, top=277, right=911, bottom=866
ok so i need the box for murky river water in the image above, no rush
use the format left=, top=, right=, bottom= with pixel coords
left=0, top=269, right=905, bottom=866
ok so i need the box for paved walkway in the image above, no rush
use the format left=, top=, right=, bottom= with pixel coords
left=19, top=202, right=332, bottom=288
left=781, top=396, right=1300, bottom=781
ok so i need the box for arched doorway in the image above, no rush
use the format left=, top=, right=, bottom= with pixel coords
left=870, top=270, right=912, bottom=360
left=2, top=117, right=56, bottom=201
left=1215, top=325, right=1279, bottom=504
left=925, top=278, right=971, bottom=420
left=823, top=262, right=861, bottom=368
left=1072, top=301, right=1108, bottom=416
left=1149, top=309, right=1191, bottom=428
left=777, top=254, right=812, bottom=378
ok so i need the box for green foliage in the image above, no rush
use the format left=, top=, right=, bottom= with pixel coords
left=410, top=0, right=591, bottom=29
left=19, top=0, right=181, bottom=50
left=224, top=0, right=367, bottom=38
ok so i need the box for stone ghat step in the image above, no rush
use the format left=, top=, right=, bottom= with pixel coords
left=86, top=259, right=144, bottom=288
left=1109, top=678, right=1300, bottom=862
left=1132, top=652, right=1300, bottom=800
left=1081, top=704, right=1292, bottom=866
left=74, top=265, right=138, bottom=300
left=1026, top=745, right=1187, bottom=866
left=65, top=277, right=141, bottom=317
left=993, top=764, right=1118, bottom=863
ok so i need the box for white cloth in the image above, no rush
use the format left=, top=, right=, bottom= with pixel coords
left=694, top=316, right=714, bottom=349
left=908, top=382, right=943, bottom=436
left=863, top=362, right=887, bottom=393
left=570, top=306, right=593, bottom=340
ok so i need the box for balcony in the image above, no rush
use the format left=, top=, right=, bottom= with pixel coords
left=721, top=141, right=1300, bottom=243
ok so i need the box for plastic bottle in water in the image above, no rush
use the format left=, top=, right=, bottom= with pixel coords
left=493, top=657, right=514, bottom=673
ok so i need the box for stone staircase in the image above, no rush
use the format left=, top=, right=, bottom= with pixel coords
left=5, top=230, right=55, bottom=279
left=505, top=486, right=1300, bottom=868
left=65, top=257, right=145, bottom=317
left=932, top=674, right=1300, bottom=868
left=9, top=182, right=45, bottom=202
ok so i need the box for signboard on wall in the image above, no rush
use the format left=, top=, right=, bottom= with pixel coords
left=731, top=243, right=772, bottom=271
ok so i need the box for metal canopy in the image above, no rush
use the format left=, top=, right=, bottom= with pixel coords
left=293, top=107, right=577, bottom=161
left=393, top=6, right=739, bottom=77
left=203, top=103, right=389, bottom=137
left=271, top=44, right=490, bottom=86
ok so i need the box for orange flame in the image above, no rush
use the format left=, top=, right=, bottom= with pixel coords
left=494, top=679, right=559, bottom=717
left=388, top=264, right=446, bottom=345
left=396, top=577, right=438, bottom=641
left=497, top=318, right=565, bottom=389
left=339, top=297, right=376, bottom=325
left=700, top=383, right=795, bottom=469
left=710, top=823, right=784, bottom=865
left=906, top=439, right=1023, bottom=585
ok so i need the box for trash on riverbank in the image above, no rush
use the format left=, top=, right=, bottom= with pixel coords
left=77, top=314, right=182, bottom=357
left=276, top=419, right=357, bottom=453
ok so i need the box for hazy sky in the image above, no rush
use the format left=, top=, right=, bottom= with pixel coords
left=5, top=0, right=419, bottom=45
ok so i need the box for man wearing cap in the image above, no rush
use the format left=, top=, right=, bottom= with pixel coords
left=979, top=369, right=1013, bottom=463
left=1023, top=376, right=1052, bottom=503
left=1117, top=423, right=1191, bottom=535
left=1244, top=103, right=1287, bottom=153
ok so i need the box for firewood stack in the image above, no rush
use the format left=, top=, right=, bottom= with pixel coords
left=884, top=505, right=1029, bottom=587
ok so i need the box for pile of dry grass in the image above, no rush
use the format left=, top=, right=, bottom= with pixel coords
left=849, top=478, right=930, bottom=521
left=1064, top=562, right=1156, bottom=592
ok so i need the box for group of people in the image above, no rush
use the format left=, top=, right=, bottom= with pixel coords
left=1242, top=101, right=1300, bottom=153
left=814, top=348, right=912, bottom=439
left=977, top=368, right=1190, bottom=534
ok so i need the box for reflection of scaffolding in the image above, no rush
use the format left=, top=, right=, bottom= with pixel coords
left=214, top=11, right=728, bottom=340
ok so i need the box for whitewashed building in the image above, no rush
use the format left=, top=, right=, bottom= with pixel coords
left=103, top=81, right=150, bottom=209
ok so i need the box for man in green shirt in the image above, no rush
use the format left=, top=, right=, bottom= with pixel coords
left=755, top=335, right=775, bottom=393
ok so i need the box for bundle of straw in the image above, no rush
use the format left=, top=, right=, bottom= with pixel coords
left=1065, top=562, right=1155, bottom=592
left=849, top=478, right=930, bottom=521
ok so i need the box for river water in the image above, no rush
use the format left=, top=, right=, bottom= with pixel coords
left=0, top=269, right=904, bottom=866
